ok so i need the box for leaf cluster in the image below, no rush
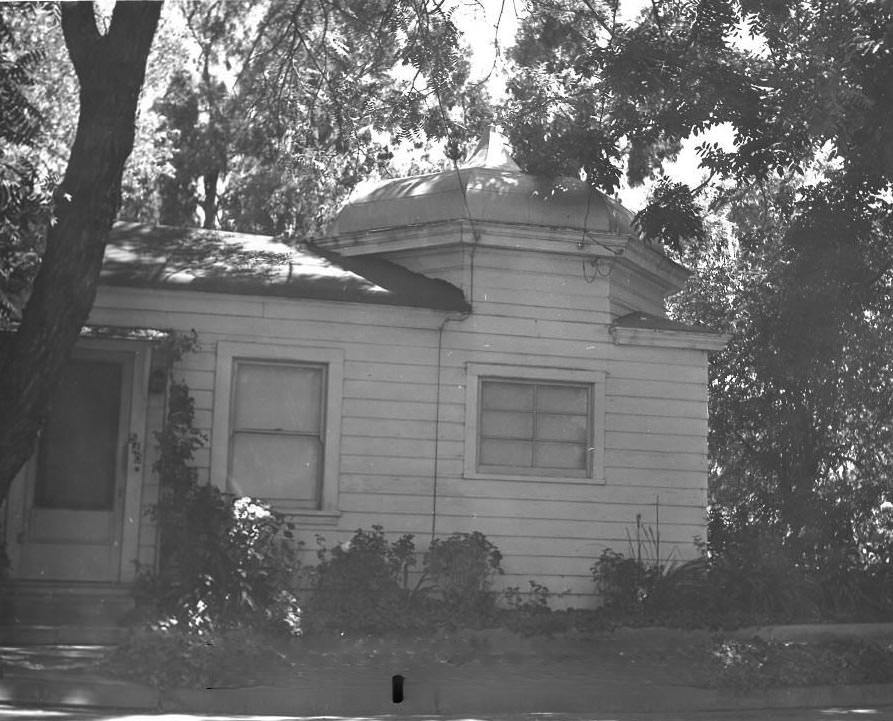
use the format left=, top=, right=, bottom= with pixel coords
left=306, top=527, right=506, bottom=635
left=669, top=168, right=893, bottom=595
left=146, top=374, right=302, bottom=636
left=0, top=6, right=54, bottom=327
left=504, top=0, right=893, bottom=250
left=119, top=0, right=492, bottom=236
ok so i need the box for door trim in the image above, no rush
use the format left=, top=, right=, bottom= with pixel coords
left=4, top=338, right=149, bottom=584
left=117, top=341, right=149, bottom=583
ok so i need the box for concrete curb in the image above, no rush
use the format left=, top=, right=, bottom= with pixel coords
left=163, top=680, right=893, bottom=715
left=0, top=625, right=125, bottom=645
left=4, top=670, right=893, bottom=715
left=6, top=625, right=893, bottom=715
left=730, top=623, right=893, bottom=644
left=0, top=674, right=158, bottom=710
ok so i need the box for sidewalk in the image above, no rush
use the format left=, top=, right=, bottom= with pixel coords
left=3, top=631, right=893, bottom=715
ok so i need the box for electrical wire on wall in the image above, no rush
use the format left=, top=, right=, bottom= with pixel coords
left=429, top=115, right=481, bottom=541
left=430, top=309, right=468, bottom=541
left=578, top=184, right=625, bottom=283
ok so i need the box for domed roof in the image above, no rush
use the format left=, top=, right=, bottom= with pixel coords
left=327, top=127, right=634, bottom=238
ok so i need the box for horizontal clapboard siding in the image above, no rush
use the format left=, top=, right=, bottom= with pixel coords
left=92, top=235, right=710, bottom=606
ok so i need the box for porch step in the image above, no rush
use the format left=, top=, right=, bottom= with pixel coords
left=1, top=582, right=135, bottom=629
left=0, top=624, right=126, bottom=645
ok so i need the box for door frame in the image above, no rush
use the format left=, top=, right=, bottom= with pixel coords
left=4, top=338, right=150, bottom=584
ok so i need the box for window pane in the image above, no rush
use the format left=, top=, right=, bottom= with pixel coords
left=235, top=363, right=321, bottom=432
left=537, top=384, right=589, bottom=413
left=231, top=433, right=321, bottom=505
left=537, top=413, right=588, bottom=443
left=534, top=441, right=587, bottom=469
left=36, top=360, right=122, bottom=510
left=481, top=410, right=533, bottom=439
left=480, top=438, right=533, bottom=467
left=481, top=382, right=534, bottom=411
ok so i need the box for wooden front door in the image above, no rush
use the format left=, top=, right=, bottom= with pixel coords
left=13, top=347, right=141, bottom=582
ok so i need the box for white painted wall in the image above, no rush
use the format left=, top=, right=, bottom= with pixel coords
left=90, top=228, right=710, bottom=607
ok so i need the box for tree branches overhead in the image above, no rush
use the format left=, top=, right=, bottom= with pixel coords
left=138, top=0, right=490, bottom=235
left=504, top=0, right=892, bottom=249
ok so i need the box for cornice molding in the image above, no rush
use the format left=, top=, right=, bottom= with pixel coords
left=610, top=325, right=731, bottom=351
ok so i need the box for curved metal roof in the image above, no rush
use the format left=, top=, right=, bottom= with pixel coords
left=328, top=128, right=635, bottom=237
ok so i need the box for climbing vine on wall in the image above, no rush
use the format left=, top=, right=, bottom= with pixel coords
left=141, top=331, right=303, bottom=635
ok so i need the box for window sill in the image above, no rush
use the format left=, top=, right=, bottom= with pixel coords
left=278, top=509, right=342, bottom=526
left=463, top=471, right=607, bottom=485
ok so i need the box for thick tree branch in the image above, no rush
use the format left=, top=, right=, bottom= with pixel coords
left=0, top=0, right=161, bottom=502
left=59, top=1, right=100, bottom=76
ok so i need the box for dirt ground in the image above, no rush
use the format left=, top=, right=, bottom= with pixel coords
left=253, top=627, right=719, bottom=688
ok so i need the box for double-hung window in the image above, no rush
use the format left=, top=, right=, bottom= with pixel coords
left=465, top=364, right=605, bottom=482
left=212, top=343, right=343, bottom=517
left=230, top=361, right=324, bottom=508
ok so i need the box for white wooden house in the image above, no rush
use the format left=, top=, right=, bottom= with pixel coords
left=3, top=129, right=726, bottom=621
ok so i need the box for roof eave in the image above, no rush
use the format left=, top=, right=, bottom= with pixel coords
left=610, top=325, right=731, bottom=352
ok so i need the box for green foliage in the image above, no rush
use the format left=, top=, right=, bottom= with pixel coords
left=500, top=581, right=575, bottom=636
left=0, top=6, right=52, bottom=327
left=305, top=527, right=506, bottom=634
left=143, top=366, right=302, bottom=636
left=703, top=518, right=821, bottom=624
left=669, top=173, right=893, bottom=607
left=706, top=507, right=893, bottom=624
left=0, top=9, right=43, bottom=148
left=104, top=624, right=273, bottom=689
left=710, top=638, right=893, bottom=692
left=634, top=178, right=705, bottom=252
left=424, top=531, right=504, bottom=620
left=504, top=0, right=892, bottom=249
left=115, top=0, right=492, bottom=236
left=144, top=489, right=304, bottom=636
left=592, top=506, right=893, bottom=628
left=504, top=580, right=552, bottom=612
left=592, top=549, right=661, bottom=615
left=306, top=525, right=417, bottom=635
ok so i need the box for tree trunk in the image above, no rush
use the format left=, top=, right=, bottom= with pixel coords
left=0, top=1, right=161, bottom=504
left=201, top=170, right=219, bottom=229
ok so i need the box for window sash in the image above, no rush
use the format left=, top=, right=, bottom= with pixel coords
left=229, top=360, right=326, bottom=506
left=478, top=379, right=592, bottom=477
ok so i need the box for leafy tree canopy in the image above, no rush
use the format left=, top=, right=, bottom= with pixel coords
left=503, top=0, right=892, bottom=250
left=122, top=0, right=494, bottom=235
left=670, top=168, right=893, bottom=560
left=0, top=4, right=56, bottom=326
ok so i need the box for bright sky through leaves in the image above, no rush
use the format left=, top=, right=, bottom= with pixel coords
left=456, top=0, right=736, bottom=211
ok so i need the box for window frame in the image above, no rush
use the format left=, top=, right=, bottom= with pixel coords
left=211, top=342, right=343, bottom=520
left=464, top=363, right=606, bottom=484
left=229, top=359, right=326, bottom=509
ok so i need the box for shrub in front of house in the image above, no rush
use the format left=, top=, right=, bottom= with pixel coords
left=589, top=501, right=893, bottom=628
left=709, top=637, right=893, bottom=691
left=144, top=377, right=304, bottom=635
left=424, top=530, right=504, bottom=625
left=303, top=527, right=507, bottom=634
left=140, top=490, right=304, bottom=635
left=304, top=525, right=418, bottom=635
left=103, top=623, right=273, bottom=689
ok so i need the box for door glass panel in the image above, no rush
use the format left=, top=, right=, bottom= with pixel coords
left=36, top=360, right=122, bottom=510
